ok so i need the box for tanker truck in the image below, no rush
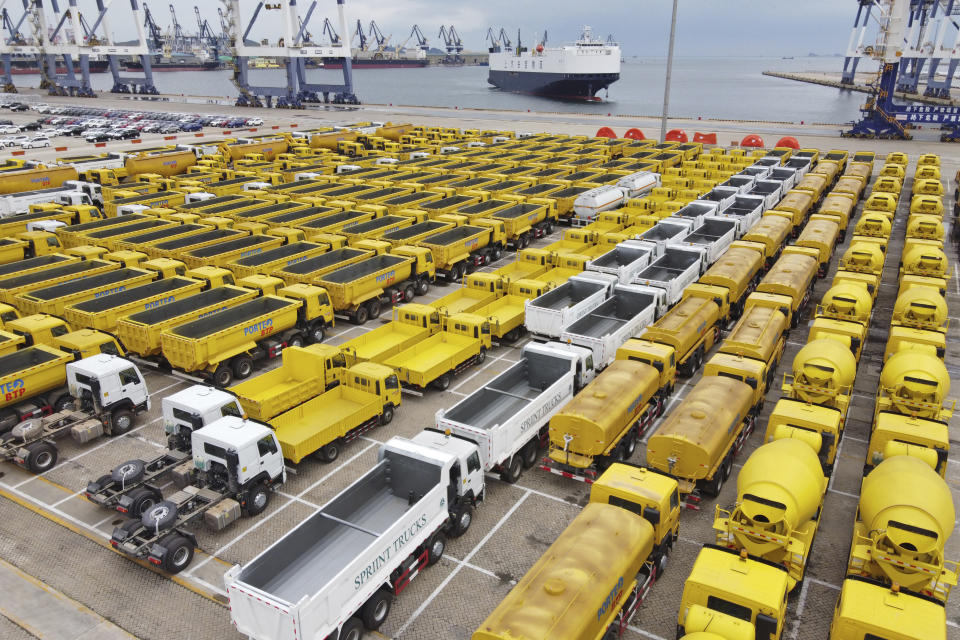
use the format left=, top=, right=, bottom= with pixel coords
left=847, top=455, right=957, bottom=604
left=766, top=338, right=858, bottom=474
left=713, top=439, right=827, bottom=589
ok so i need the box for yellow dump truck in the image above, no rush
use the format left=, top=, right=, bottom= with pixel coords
left=15, top=268, right=157, bottom=317
left=383, top=313, right=492, bottom=391
left=0, top=254, right=78, bottom=283
left=0, top=345, right=76, bottom=430
left=714, top=438, right=827, bottom=589
left=416, top=222, right=507, bottom=281
left=0, top=259, right=118, bottom=305
left=677, top=545, right=790, bottom=640
left=703, top=304, right=787, bottom=411
left=543, top=360, right=666, bottom=482
left=314, top=247, right=435, bottom=324
left=847, top=456, right=957, bottom=604
left=227, top=241, right=329, bottom=280
left=473, top=502, right=655, bottom=640
left=62, top=276, right=207, bottom=332
left=116, top=285, right=259, bottom=357
left=181, top=234, right=285, bottom=270
left=340, top=304, right=442, bottom=366
left=270, top=362, right=400, bottom=463
left=54, top=213, right=153, bottom=249
left=229, top=344, right=344, bottom=421
left=646, top=375, right=756, bottom=500
left=160, top=286, right=335, bottom=386
left=144, top=228, right=249, bottom=260
left=626, top=295, right=720, bottom=378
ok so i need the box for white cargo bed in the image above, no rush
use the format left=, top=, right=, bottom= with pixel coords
left=669, top=217, right=738, bottom=266
left=633, top=220, right=692, bottom=257
left=559, top=284, right=658, bottom=369
left=524, top=272, right=617, bottom=338
left=632, top=246, right=703, bottom=306
left=586, top=240, right=653, bottom=283
left=717, top=195, right=764, bottom=236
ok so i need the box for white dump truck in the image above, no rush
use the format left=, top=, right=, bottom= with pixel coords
left=524, top=272, right=618, bottom=338
left=225, top=430, right=486, bottom=640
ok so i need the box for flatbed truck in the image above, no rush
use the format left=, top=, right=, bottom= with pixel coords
left=385, top=313, right=492, bottom=392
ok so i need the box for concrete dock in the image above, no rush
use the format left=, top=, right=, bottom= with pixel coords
left=0, top=94, right=956, bottom=640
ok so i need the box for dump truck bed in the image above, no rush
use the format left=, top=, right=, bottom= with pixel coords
left=169, top=297, right=295, bottom=339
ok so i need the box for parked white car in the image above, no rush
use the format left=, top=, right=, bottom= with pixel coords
left=0, top=125, right=20, bottom=134
left=2, top=135, right=28, bottom=147
left=21, top=136, right=51, bottom=148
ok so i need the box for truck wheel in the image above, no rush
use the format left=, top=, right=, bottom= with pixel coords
left=427, top=533, right=446, bottom=565
left=141, top=500, right=178, bottom=530
left=53, top=394, right=73, bottom=412
left=161, top=535, right=194, bottom=574
left=111, top=459, right=145, bottom=484
left=339, top=618, right=365, bottom=640
left=499, top=456, right=522, bottom=484
left=521, top=441, right=538, bottom=468
left=367, top=298, right=382, bottom=320
left=213, top=364, right=233, bottom=387
left=231, top=356, right=254, bottom=380
left=25, top=441, right=57, bottom=474
left=243, top=483, right=270, bottom=516
left=88, top=474, right=112, bottom=493
left=380, top=404, right=394, bottom=425
left=353, top=305, right=369, bottom=325
left=656, top=548, right=670, bottom=578
left=127, top=487, right=160, bottom=518
left=416, top=278, right=429, bottom=296
left=492, top=247, right=503, bottom=262
left=706, top=468, right=725, bottom=497
left=451, top=504, right=473, bottom=537
left=624, top=431, right=639, bottom=458
left=110, top=409, right=135, bottom=435
left=403, top=285, right=416, bottom=302
left=308, top=322, right=325, bottom=343
left=433, top=373, right=452, bottom=391
left=287, top=333, right=305, bottom=348
left=361, top=589, right=393, bottom=630
left=476, top=348, right=486, bottom=364
left=318, top=441, right=340, bottom=463
left=544, top=221, right=554, bottom=235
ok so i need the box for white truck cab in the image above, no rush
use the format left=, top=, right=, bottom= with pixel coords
left=163, top=385, right=245, bottom=451
left=67, top=355, right=150, bottom=433
left=26, top=219, right=67, bottom=233
left=293, top=172, right=323, bottom=181
left=117, top=204, right=150, bottom=216
left=191, top=417, right=285, bottom=489
left=185, top=192, right=216, bottom=204
left=409, top=429, right=485, bottom=505
left=335, top=164, right=362, bottom=174
left=542, top=341, right=597, bottom=389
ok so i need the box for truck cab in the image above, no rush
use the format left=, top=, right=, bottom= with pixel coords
left=280, top=283, right=335, bottom=342
left=57, top=329, right=125, bottom=359
left=590, top=463, right=680, bottom=575
left=65, top=244, right=108, bottom=261
left=409, top=429, right=486, bottom=513
left=615, top=338, right=678, bottom=395
left=191, top=417, right=285, bottom=499
left=185, top=265, right=235, bottom=288
left=0, top=303, right=20, bottom=328
left=829, top=578, right=947, bottom=640
left=17, top=230, right=62, bottom=257
left=163, top=385, right=246, bottom=452
left=6, top=314, right=72, bottom=348
left=392, top=245, right=437, bottom=283
left=678, top=546, right=789, bottom=640
left=67, top=355, right=150, bottom=427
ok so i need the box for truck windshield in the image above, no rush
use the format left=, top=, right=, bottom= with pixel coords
left=221, top=403, right=243, bottom=418
left=706, top=596, right=753, bottom=623
left=385, top=375, right=399, bottom=390
left=99, top=341, right=120, bottom=356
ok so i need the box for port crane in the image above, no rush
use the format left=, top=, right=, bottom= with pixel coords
left=0, top=3, right=31, bottom=93
left=195, top=6, right=222, bottom=62
left=485, top=27, right=511, bottom=52
left=401, top=24, right=429, bottom=53
left=844, top=0, right=960, bottom=139
left=168, top=3, right=187, bottom=52
left=438, top=25, right=463, bottom=63
left=352, top=18, right=366, bottom=50
left=367, top=20, right=390, bottom=56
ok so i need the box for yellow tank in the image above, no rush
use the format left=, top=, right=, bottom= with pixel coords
left=795, top=218, right=839, bottom=269
left=740, top=215, right=792, bottom=263
left=698, top=246, right=763, bottom=300
left=124, top=151, right=196, bottom=177
left=853, top=211, right=892, bottom=238
left=840, top=241, right=884, bottom=275
left=715, top=439, right=826, bottom=587
left=906, top=214, right=944, bottom=242
left=719, top=305, right=786, bottom=363
left=852, top=456, right=956, bottom=600
left=901, top=245, right=947, bottom=279
left=756, top=253, right=817, bottom=311
left=864, top=192, right=897, bottom=213
left=548, top=360, right=660, bottom=463
left=892, top=286, right=947, bottom=331
left=640, top=295, right=720, bottom=356
left=473, top=502, right=654, bottom=640
left=818, top=282, right=872, bottom=324
left=878, top=351, right=951, bottom=420
left=789, top=339, right=857, bottom=407
left=0, top=166, right=78, bottom=194
left=819, top=192, right=855, bottom=228
left=910, top=194, right=944, bottom=217
left=912, top=178, right=944, bottom=197
left=646, top=376, right=753, bottom=490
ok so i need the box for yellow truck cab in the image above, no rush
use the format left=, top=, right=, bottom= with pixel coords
left=17, top=231, right=62, bottom=257
left=0, top=329, right=25, bottom=355
left=590, top=464, right=680, bottom=576
left=56, top=328, right=125, bottom=358
left=628, top=295, right=721, bottom=378
left=66, top=244, right=109, bottom=261
left=615, top=337, right=678, bottom=396
left=6, top=314, right=73, bottom=347
left=678, top=546, right=789, bottom=640
left=830, top=578, right=946, bottom=640
left=0, top=302, right=20, bottom=327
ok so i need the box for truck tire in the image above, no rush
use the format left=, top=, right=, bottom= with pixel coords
left=360, top=589, right=393, bottom=630
left=427, top=533, right=446, bottom=565
left=380, top=404, right=394, bottom=425
left=499, top=456, right=522, bottom=484
left=433, top=373, right=452, bottom=391
left=367, top=298, right=382, bottom=320
left=544, top=221, right=554, bottom=235
left=476, top=347, right=486, bottom=364
left=353, top=305, right=369, bottom=325
left=161, top=535, right=194, bottom=574
left=317, top=441, right=340, bottom=463
left=339, top=618, right=364, bottom=640
left=232, top=356, right=254, bottom=380
left=624, top=431, right=639, bottom=458
left=110, top=409, right=135, bottom=435
left=521, top=441, right=538, bottom=469
left=53, top=394, right=73, bottom=412
left=287, top=333, right=304, bottom=348
left=403, top=285, right=416, bottom=303
left=88, top=474, right=112, bottom=493
left=141, top=500, right=178, bottom=530
left=308, top=322, right=325, bottom=343
left=127, top=487, right=160, bottom=518
left=111, top=459, right=145, bottom=484
left=492, top=247, right=503, bottom=262
left=25, top=441, right=57, bottom=474
left=705, top=467, right=725, bottom=497
left=450, top=504, right=473, bottom=537
left=243, top=483, right=270, bottom=516
left=213, top=364, right=233, bottom=387
left=505, top=327, right=521, bottom=342
left=416, top=277, right=429, bottom=296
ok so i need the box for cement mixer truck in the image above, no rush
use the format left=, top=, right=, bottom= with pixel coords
left=847, top=456, right=958, bottom=604
left=875, top=350, right=952, bottom=423
left=766, top=338, right=857, bottom=474
left=713, top=439, right=827, bottom=589
left=899, top=244, right=947, bottom=294
left=809, top=282, right=873, bottom=361
left=891, top=286, right=948, bottom=332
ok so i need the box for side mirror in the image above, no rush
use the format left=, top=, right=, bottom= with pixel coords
left=642, top=506, right=660, bottom=525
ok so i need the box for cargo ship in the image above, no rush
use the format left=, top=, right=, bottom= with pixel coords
left=488, top=26, right=620, bottom=100
left=123, top=56, right=221, bottom=72
left=320, top=55, right=429, bottom=69
left=5, top=57, right=108, bottom=74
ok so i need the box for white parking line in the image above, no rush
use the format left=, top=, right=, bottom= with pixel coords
left=787, top=577, right=811, bottom=640
left=807, top=577, right=841, bottom=590
left=627, top=626, right=668, bottom=640
left=184, top=441, right=378, bottom=577
left=149, top=380, right=186, bottom=397
left=444, top=553, right=504, bottom=582
left=393, top=491, right=531, bottom=637
left=451, top=352, right=506, bottom=392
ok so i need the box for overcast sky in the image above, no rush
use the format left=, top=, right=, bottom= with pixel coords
left=59, top=1, right=863, bottom=56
